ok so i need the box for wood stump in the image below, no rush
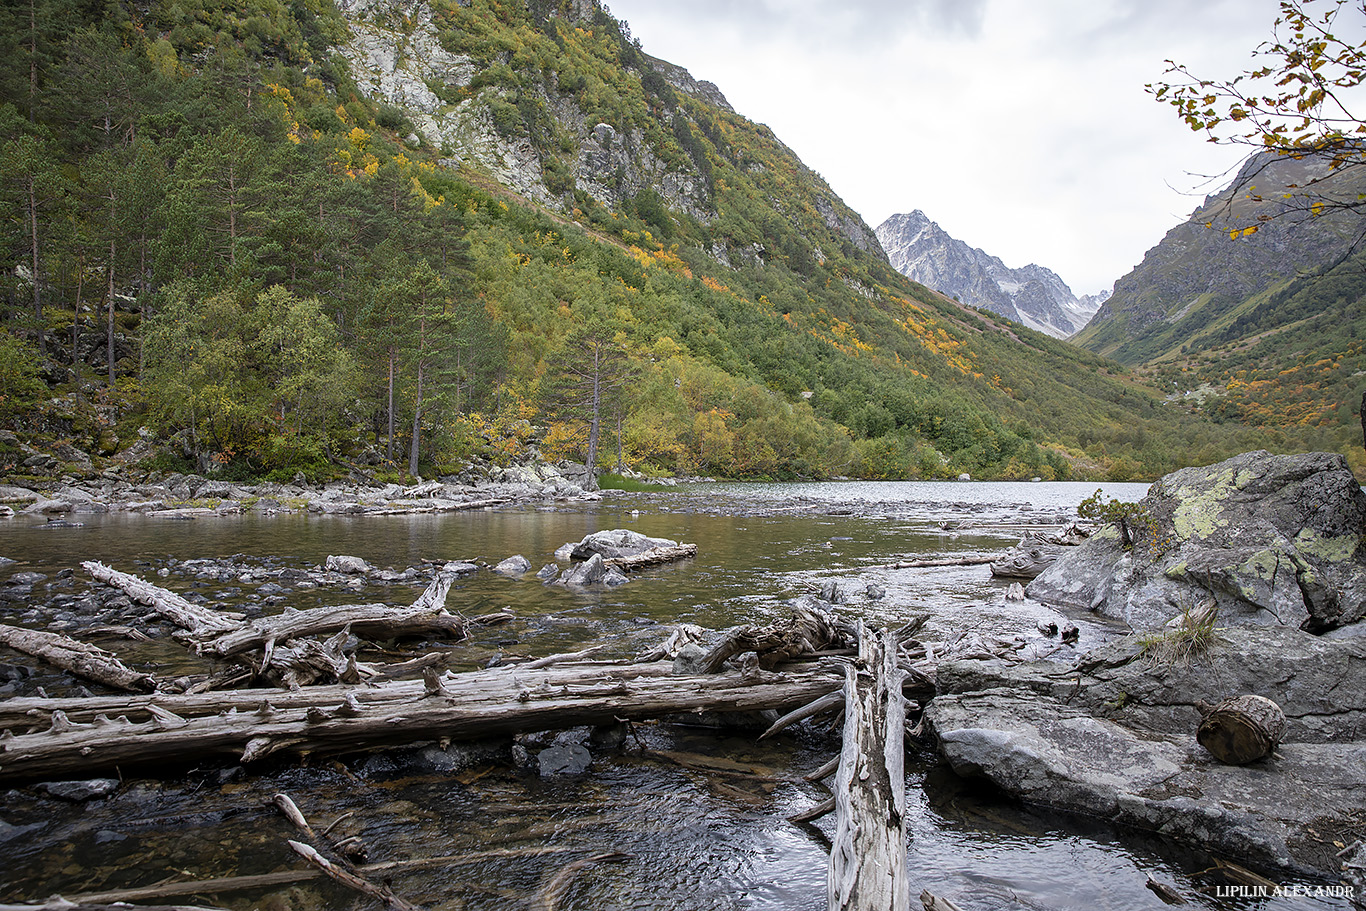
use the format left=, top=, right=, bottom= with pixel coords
left=1196, top=695, right=1286, bottom=764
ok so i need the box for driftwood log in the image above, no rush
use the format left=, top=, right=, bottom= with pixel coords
left=76, top=564, right=485, bottom=689
left=1196, top=695, right=1286, bottom=764
left=0, top=624, right=156, bottom=693
left=988, top=545, right=1058, bottom=580
left=0, top=658, right=843, bottom=781
left=828, top=624, right=910, bottom=911
left=81, top=561, right=241, bottom=635
left=701, top=600, right=853, bottom=674
left=604, top=544, right=698, bottom=572
left=197, top=583, right=464, bottom=658
left=888, top=554, right=998, bottom=570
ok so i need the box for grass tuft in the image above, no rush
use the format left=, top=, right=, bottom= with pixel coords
left=1138, top=598, right=1221, bottom=668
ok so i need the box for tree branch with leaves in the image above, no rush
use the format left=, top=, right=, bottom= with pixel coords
left=1148, top=0, right=1366, bottom=239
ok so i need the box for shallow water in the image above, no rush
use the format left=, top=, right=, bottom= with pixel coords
left=0, top=480, right=1353, bottom=909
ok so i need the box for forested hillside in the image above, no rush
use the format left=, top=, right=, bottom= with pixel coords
left=1074, top=152, right=1366, bottom=476
left=0, top=0, right=1302, bottom=484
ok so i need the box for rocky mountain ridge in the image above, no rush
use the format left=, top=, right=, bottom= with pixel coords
left=876, top=210, right=1105, bottom=339
left=1073, top=151, right=1365, bottom=363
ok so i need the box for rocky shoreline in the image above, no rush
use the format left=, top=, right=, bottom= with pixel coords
left=924, top=450, right=1366, bottom=893
left=0, top=459, right=612, bottom=522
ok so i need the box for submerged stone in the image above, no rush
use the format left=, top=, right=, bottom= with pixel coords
left=39, top=778, right=120, bottom=801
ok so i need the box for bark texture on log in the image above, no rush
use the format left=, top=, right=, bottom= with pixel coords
left=198, top=600, right=466, bottom=658
left=988, top=545, right=1059, bottom=580
left=82, top=561, right=240, bottom=634
left=604, top=544, right=698, bottom=572
left=0, top=623, right=156, bottom=692
left=702, top=600, right=852, bottom=674
left=194, top=572, right=461, bottom=658
left=0, top=659, right=842, bottom=781
left=828, top=624, right=910, bottom=911
left=1196, top=694, right=1286, bottom=764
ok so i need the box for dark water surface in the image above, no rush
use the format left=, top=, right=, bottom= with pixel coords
left=0, top=481, right=1350, bottom=909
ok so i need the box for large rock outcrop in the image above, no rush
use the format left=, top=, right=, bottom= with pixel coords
left=1028, top=450, right=1366, bottom=632
left=925, top=626, right=1366, bottom=877
left=927, top=451, right=1366, bottom=880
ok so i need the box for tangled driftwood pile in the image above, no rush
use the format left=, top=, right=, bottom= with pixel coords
left=0, top=554, right=1034, bottom=911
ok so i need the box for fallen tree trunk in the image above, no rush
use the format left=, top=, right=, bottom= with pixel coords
left=828, top=624, right=909, bottom=911
left=888, top=554, right=998, bottom=569
left=604, top=544, right=698, bottom=573
left=701, top=598, right=853, bottom=673
left=0, top=624, right=156, bottom=693
left=82, top=561, right=241, bottom=635
left=197, top=590, right=464, bottom=659
left=0, top=658, right=843, bottom=781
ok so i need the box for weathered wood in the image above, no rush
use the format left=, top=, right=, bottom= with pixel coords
left=1196, top=694, right=1286, bottom=764
left=0, top=623, right=156, bottom=692
left=759, top=689, right=843, bottom=740
left=199, top=602, right=466, bottom=658
left=1145, top=875, right=1187, bottom=905
left=82, top=561, right=241, bottom=635
left=804, top=754, right=840, bottom=782
left=789, top=796, right=836, bottom=823
left=289, top=840, right=423, bottom=911
left=702, top=602, right=852, bottom=673
left=888, top=554, right=998, bottom=569
left=0, top=659, right=842, bottom=781
left=197, top=572, right=463, bottom=658
left=988, top=543, right=1059, bottom=580
left=828, top=624, right=909, bottom=911
left=603, top=544, right=698, bottom=572
left=919, top=890, right=964, bottom=911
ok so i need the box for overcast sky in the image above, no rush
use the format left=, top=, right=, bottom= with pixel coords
left=604, top=0, right=1287, bottom=296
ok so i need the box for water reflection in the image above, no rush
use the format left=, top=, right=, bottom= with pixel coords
left=0, top=481, right=1351, bottom=909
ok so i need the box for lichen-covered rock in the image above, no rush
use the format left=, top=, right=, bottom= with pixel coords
left=1028, top=451, right=1366, bottom=632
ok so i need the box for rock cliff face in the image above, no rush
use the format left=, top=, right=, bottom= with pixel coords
left=333, top=0, right=882, bottom=264
left=875, top=210, right=1104, bottom=338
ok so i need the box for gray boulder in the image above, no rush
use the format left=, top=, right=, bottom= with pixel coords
left=568, top=528, right=678, bottom=561
left=325, top=555, right=373, bottom=574
left=538, top=742, right=592, bottom=777
left=493, top=555, right=531, bottom=577
left=927, top=623, right=1366, bottom=877
left=559, top=553, right=607, bottom=587
left=1028, top=451, right=1366, bottom=632
left=925, top=688, right=1366, bottom=876
left=938, top=625, right=1366, bottom=749
left=38, top=778, right=120, bottom=801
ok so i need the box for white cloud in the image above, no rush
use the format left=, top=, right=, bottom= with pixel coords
left=605, top=0, right=1286, bottom=295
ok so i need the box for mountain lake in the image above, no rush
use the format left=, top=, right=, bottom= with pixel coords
left=0, top=480, right=1352, bottom=910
